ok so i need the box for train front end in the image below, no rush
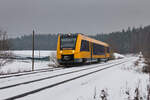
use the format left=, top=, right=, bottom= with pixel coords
left=57, top=34, right=80, bottom=65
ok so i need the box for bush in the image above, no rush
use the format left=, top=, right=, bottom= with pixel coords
left=0, top=51, right=13, bottom=67
left=143, top=58, right=150, bottom=73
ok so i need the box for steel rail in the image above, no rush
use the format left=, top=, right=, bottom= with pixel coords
left=0, top=67, right=63, bottom=79
left=0, top=59, right=122, bottom=79
left=4, top=60, right=130, bottom=100
left=0, top=59, right=126, bottom=90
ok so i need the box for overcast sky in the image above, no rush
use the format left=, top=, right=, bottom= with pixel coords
left=0, top=0, right=150, bottom=37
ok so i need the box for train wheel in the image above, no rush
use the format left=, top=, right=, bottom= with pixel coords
left=97, top=58, right=101, bottom=62
left=104, top=58, right=109, bottom=62
left=82, top=58, right=87, bottom=63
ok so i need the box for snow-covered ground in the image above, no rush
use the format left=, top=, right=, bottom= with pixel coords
left=20, top=56, right=149, bottom=100
left=0, top=51, right=149, bottom=100
left=113, top=52, right=125, bottom=59
left=12, top=50, right=56, bottom=58
left=0, top=50, right=56, bottom=74
left=0, top=51, right=123, bottom=75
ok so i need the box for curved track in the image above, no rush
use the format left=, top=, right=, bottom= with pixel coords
left=0, top=58, right=134, bottom=100
left=0, top=59, right=121, bottom=84
left=0, top=60, right=124, bottom=90
left=0, top=58, right=126, bottom=85
left=0, top=67, right=63, bottom=79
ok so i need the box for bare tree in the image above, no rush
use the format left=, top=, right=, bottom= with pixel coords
left=0, top=29, right=12, bottom=67
left=0, top=30, right=9, bottom=50
left=49, top=52, right=59, bottom=67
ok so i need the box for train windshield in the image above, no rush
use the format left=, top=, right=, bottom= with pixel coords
left=60, top=35, right=77, bottom=50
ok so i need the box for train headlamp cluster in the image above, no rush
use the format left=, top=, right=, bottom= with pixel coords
left=60, top=50, right=74, bottom=54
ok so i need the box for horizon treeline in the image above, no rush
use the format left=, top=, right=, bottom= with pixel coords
left=9, top=25, right=150, bottom=57
left=0, top=30, right=10, bottom=51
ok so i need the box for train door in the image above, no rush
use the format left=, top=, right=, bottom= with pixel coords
left=105, top=47, right=107, bottom=58
left=104, top=47, right=108, bottom=62
left=90, top=42, right=93, bottom=63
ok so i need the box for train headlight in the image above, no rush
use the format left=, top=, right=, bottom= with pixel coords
left=72, top=50, right=75, bottom=53
left=60, top=51, right=62, bottom=54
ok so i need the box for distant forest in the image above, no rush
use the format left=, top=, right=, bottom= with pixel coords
left=9, top=34, right=58, bottom=50
left=9, top=25, right=150, bottom=56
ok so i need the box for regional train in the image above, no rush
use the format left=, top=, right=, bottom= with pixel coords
left=57, top=33, right=111, bottom=65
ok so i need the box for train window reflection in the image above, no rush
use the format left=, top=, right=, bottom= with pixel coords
left=60, top=37, right=76, bottom=49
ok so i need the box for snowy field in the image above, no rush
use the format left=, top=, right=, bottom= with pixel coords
left=0, top=51, right=124, bottom=75
left=12, top=50, right=56, bottom=58
left=0, top=51, right=149, bottom=100
left=20, top=56, right=149, bottom=100
left=0, top=50, right=56, bottom=74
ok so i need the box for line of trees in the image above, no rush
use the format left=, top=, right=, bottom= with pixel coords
left=0, top=30, right=10, bottom=51
left=9, top=25, right=150, bottom=58
left=0, top=29, right=12, bottom=67
left=9, top=34, right=58, bottom=50
left=89, top=26, right=150, bottom=57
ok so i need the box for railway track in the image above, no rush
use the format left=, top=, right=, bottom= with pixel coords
left=0, top=58, right=125, bottom=80
left=0, top=58, right=127, bottom=85
left=0, top=67, right=64, bottom=79
left=0, top=59, right=124, bottom=90
left=0, top=59, right=122, bottom=84
left=0, top=57, right=134, bottom=100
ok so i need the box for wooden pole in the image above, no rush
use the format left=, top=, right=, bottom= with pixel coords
left=32, top=30, right=35, bottom=71
left=39, top=50, right=40, bottom=58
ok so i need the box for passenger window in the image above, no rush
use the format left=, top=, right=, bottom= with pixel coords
left=107, top=47, right=110, bottom=53
left=80, top=40, right=89, bottom=51
left=93, top=43, right=105, bottom=55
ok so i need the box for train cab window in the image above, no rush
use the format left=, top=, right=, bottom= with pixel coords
left=80, top=40, right=89, bottom=51
left=60, top=35, right=77, bottom=50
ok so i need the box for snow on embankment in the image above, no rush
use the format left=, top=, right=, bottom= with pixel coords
left=13, top=50, right=56, bottom=58
left=46, top=54, right=149, bottom=100
left=0, top=51, right=123, bottom=75
left=0, top=50, right=56, bottom=75
left=19, top=54, right=149, bottom=100
left=113, top=53, right=125, bottom=59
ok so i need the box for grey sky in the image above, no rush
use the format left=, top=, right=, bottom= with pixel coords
left=0, top=0, right=150, bottom=37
